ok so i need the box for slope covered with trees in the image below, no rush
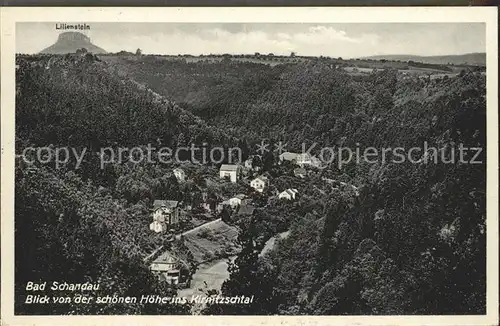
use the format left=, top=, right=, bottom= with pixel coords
left=103, top=56, right=484, bottom=153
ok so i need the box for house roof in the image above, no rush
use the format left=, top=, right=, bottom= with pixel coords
left=280, top=152, right=299, bottom=161
left=173, top=168, right=185, bottom=173
left=152, top=250, right=190, bottom=271
left=152, top=250, right=178, bottom=265
left=220, top=164, right=240, bottom=172
left=153, top=200, right=179, bottom=210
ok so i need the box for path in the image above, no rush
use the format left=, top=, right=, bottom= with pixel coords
left=177, top=256, right=236, bottom=314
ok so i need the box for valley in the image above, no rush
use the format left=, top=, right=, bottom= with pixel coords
left=14, top=47, right=487, bottom=316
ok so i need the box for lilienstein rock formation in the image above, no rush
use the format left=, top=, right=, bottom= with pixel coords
left=40, top=32, right=107, bottom=54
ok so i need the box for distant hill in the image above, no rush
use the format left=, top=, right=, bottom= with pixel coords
left=362, top=53, right=486, bottom=66
left=40, top=32, right=107, bottom=54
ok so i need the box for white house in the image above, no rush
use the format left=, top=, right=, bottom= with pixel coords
left=229, top=194, right=247, bottom=209
left=149, top=220, right=165, bottom=233
left=173, top=168, right=186, bottom=182
left=150, top=200, right=180, bottom=233
left=219, top=164, right=241, bottom=183
left=279, top=188, right=299, bottom=201
left=237, top=204, right=255, bottom=217
left=250, top=176, right=269, bottom=193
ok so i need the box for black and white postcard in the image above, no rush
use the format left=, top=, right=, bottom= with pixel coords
left=1, top=6, right=498, bottom=326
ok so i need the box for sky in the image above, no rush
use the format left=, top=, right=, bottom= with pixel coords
left=16, top=22, right=485, bottom=58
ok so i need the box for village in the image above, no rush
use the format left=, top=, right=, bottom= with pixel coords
left=144, top=150, right=356, bottom=291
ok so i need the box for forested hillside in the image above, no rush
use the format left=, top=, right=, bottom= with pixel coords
left=261, top=70, right=487, bottom=313
left=104, top=56, right=485, bottom=152
left=109, top=57, right=488, bottom=315
left=215, top=65, right=485, bottom=315
left=364, top=53, right=486, bottom=66
left=104, top=56, right=369, bottom=148
left=14, top=54, right=239, bottom=314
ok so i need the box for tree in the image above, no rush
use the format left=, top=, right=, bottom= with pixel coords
left=136, top=48, right=142, bottom=56
left=315, top=196, right=347, bottom=275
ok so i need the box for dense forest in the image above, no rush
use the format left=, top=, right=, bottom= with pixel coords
left=15, top=53, right=236, bottom=314
left=196, top=60, right=485, bottom=315
left=15, top=53, right=486, bottom=315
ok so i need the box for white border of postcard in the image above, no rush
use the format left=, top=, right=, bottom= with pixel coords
left=1, top=6, right=498, bottom=326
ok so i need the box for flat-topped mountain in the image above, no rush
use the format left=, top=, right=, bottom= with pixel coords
left=40, top=32, right=107, bottom=54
